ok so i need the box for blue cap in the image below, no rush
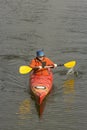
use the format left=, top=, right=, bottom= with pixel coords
left=36, top=50, right=45, bottom=57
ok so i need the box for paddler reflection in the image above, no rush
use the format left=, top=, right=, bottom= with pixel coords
left=63, top=78, right=75, bottom=111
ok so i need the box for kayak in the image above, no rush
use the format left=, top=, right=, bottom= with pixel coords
left=29, top=69, right=53, bottom=105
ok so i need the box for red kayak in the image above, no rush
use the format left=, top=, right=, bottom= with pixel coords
left=29, top=69, right=53, bottom=105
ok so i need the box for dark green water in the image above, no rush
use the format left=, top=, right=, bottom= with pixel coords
left=0, top=0, right=87, bottom=129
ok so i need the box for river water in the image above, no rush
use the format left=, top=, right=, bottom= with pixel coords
left=0, top=0, right=87, bottom=129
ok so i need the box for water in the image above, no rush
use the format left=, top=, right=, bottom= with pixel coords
left=0, top=0, right=87, bottom=129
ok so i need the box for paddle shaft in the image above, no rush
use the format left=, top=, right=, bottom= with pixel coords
left=44, top=64, right=63, bottom=68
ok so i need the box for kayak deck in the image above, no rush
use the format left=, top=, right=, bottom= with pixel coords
left=29, top=71, right=53, bottom=105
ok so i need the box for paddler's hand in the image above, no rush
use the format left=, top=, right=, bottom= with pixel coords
left=38, top=66, right=42, bottom=69
left=54, top=64, right=57, bottom=68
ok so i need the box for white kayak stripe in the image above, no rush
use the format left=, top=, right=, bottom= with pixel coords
left=35, top=86, right=46, bottom=89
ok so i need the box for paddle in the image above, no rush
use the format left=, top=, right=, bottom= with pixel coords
left=19, top=61, right=76, bottom=74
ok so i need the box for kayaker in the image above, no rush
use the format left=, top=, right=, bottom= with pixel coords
left=29, top=50, right=57, bottom=75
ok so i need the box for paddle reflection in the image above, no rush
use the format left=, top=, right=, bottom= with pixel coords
left=63, top=79, right=75, bottom=94
left=63, top=78, right=75, bottom=111
left=16, top=99, right=31, bottom=124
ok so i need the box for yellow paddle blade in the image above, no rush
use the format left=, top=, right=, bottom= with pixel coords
left=64, top=61, right=76, bottom=68
left=19, top=66, right=32, bottom=74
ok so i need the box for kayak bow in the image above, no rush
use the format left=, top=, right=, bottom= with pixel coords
left=29, top=69, right=53, bottom=105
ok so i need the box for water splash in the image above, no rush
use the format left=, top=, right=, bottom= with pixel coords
left=66, top=67, right=78, bottom=76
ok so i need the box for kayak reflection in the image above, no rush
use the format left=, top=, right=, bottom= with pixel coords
left=35, top=99, right=46, bottom=118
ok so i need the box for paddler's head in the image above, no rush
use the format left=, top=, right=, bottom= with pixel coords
left=36, top=49, right=45, bottom=60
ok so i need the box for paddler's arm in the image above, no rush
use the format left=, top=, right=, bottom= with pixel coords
left=29, top=57, right=43, bottom=70
left=44, top=64, right=57, bottom=68
left=29, top=59, right=42, bottom=70
left=32, top=66, right=42, bottom=70
left=43, top=57, right=57, bottom=68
